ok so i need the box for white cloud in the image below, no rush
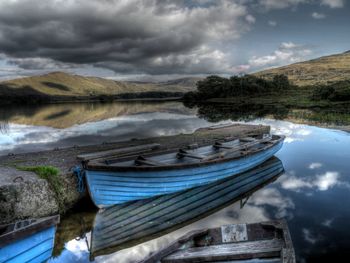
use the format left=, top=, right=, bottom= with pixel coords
left=309, top=162, right=322, bottom=169
left=245, top=14, right=256, bottom=24
left=280, top=171, right=340, bottom=192
left=302, top=228, right=318, bottom=244
left=268, top=20, right=277, bottom=26
left=249, top=188, right=295, bottom=218
left=321, top=0, right=344, bottom=8
left=314, top=172, right=339, bottom=190
left=312, top=12, right=326, bottom=19
left=248, top=42, right=312, bottom=69
left=258, top=0, right=309, bottom=10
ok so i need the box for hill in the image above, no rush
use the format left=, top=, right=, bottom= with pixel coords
left=255, top=51, right=350, bottom=87
left=0, top=72, right=197, bottom=100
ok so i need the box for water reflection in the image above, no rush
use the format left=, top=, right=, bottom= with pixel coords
left=48, top=119, right=350, bottom=263
left=192, top=102, right=350, bottom=128
left=90, top=157, right=283, bottom=259
left=0, top=102, right=213, bottom=155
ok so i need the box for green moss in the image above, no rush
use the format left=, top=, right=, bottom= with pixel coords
left=17, top=166, right=65, bottom=212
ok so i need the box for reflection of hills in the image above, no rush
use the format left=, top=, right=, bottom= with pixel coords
left=90, top=157, right=284, bottom=258
left=1, top=102, right=196, bottom=129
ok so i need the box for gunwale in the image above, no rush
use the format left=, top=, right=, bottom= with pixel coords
left=86, top=135, right=284, bottom=172
left=0, top=215, right=60, bottom=248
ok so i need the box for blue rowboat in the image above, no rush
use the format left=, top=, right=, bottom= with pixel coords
left=85, top=135, right=284, bottom=208
left=0, top=215, right=59, bottom=263
left=90, top=157, right=284, bottom=259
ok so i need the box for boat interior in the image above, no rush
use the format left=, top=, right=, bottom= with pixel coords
left=88, top=134, right=282, bottom=168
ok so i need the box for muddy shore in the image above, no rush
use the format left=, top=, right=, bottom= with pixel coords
left=0, top=123, right=269, bottom=224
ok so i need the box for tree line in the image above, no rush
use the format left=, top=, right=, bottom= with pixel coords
left=183, top=74, right=291, bottom=101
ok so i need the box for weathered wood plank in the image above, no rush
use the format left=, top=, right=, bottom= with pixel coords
left=140, top=229, right=209, bottom=263
left=162, top=239, right=283, bottom=263
left=77, top=143, right=161, bottom=161
left=134, top=156, right=165, bottom=166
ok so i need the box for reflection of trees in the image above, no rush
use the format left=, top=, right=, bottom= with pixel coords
left=194, top=103, right=290, bottom=122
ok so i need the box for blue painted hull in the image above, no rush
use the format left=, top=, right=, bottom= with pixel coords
left=0, top=226, right=55, bottom=263
left=86, top=140, right=283, bottom=207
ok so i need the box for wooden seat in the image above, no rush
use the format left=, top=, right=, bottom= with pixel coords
left=162, top=239, right=283, bottom=262
left=176, top=149, right=205, bottom=160
left=134, top=156, right=165, bottom=166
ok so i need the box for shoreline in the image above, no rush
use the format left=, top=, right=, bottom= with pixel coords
left=0, top=94, right=184, bottom=105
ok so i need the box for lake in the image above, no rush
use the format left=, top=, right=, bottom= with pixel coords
left=1, top=101, right=350, bottom=262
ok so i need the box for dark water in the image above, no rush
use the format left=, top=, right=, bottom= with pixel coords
left=1, top=102, right=350, bottom=263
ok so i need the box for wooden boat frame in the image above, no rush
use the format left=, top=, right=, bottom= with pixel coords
left=0, top=215, right=60, bottom=248
left=141, top=219, right=295, bottom=263
left=86, top=135, right=285, bottom=172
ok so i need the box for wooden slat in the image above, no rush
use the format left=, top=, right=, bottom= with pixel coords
left=162, top=239, right=283, bottom=263
left=140, top=229, right=209, bottom=263
left=135, top=156, right=165, bottom=166
left=77, top=143, right=161, bottom=161
left=177, top=149, right=205, bottom=160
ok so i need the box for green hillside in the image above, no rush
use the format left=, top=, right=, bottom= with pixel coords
left=0, top=72, right=196, bottom=97
left=255, top=51, right=350, bottom=87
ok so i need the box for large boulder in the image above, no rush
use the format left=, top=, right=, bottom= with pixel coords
left=0, top=166, right=58, bottom=224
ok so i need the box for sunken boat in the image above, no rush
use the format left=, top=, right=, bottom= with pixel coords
left=90, top=157, right=284, bottom=259
left=0, top=215, right=60, bottom=263
left=84, top=134, right=285, bottom=207
left=141, top=219, right=295, bottom=263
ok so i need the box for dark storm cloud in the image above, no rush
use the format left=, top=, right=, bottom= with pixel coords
left=0, top=0, right=252, bottom=74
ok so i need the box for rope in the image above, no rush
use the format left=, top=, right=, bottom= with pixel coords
left=72, top=166, right=86, bottom=193
left=75, top=216, right=91, bottom=252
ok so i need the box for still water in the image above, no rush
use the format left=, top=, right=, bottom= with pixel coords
left=1, top=101, right=350, bottom=263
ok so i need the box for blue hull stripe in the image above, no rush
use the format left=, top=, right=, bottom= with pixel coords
left=86, top=141, right=283, bottom=207
left=0, top=227, right=55, bottom=263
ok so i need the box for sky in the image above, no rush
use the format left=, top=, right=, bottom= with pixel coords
left=0, top=0, right=349, bottom=81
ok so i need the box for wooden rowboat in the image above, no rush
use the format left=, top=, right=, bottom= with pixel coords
left=84, top=135, right=285, bottom=207
left=0, top=215, right=60, bottom=263
left=90, top=157, right=284, bottom=259
left=141, top=219, right=295, bottom=263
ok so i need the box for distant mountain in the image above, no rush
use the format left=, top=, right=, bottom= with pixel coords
left=254, top=51, right=350, bottom=86
left=159, top=77, right=203, bottom=88
left=0, top=72, right=201, bottom=104
left=0, top=72, right=198, bottom=97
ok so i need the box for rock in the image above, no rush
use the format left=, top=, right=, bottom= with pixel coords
left=0, top=166, right=59, bottom=224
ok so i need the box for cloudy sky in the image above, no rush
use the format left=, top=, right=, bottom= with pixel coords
left=0, top=0, right=349, bottom=81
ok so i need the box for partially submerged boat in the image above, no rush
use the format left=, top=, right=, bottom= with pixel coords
left=141, top=219, right=295, bottom=263
left=90, top=157, right=284, bottom=259
left=0, top=215, right=60, bottom=263
left=84, top=134, right=285, bottom=207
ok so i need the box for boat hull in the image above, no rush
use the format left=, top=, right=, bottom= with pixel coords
left=86, top=140, right=283, bottom=207
left=0, top=226, right=56, bottom=263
